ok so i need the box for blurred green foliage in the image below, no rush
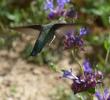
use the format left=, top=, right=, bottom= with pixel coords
left=0, top=0, right=47, bottom=26
left=81, top=0, right=110, bottom=27
left=104, top=34, right=110, bottom=51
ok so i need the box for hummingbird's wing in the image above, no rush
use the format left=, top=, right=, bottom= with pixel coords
left=11, top=24, right=55, bottom=56
left=11, top=25, right=42, bottom=35
left=53, top=23, right=79, bottom=38
left=11, top=24, right=43, bottom=55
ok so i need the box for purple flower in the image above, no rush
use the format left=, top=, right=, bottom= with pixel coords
left=61, top=64, right=103, bottom=94
left=80, top=27, right=89, bottom=36
left=64, top=31, right=75, bottom=48
left=44, top=0, right=54, bottom=11
left=64, top=31, right=84, bottom=50
left=57, top=0, right=70, bottom=8
left=62, top=68, right=78, bottom=80
left=95, top=89, right=110, bottom=100
left=44, top=0, right=70, bottom=19
left=95, top=92, right=103, bottom=100
left=83, top=59, right=92, bottom=73
left=71, top=75, right=96, bottom=94
left=48, top=12, right=56, bottom=19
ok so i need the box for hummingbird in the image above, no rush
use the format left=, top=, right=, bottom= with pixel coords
left=11, top=23, right=78, bottom=56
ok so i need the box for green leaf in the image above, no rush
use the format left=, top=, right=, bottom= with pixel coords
left=87, top=88, right=95, bottom=94
left=104, top=39, right=110, bottom=51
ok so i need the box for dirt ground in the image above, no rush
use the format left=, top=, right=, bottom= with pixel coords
left=0, top=48, right=80, bottom=100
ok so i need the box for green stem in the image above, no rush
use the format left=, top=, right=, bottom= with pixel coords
left=105, top=34, right=110, bottom=65
left=71, top=50, right=83, bottom=74
left=105, top=49, right=110, bottom=65
left=100, top=84, right=104, bottom=94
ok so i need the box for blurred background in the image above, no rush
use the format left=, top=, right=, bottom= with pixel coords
left=0, top=0, right=110, bottom=100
